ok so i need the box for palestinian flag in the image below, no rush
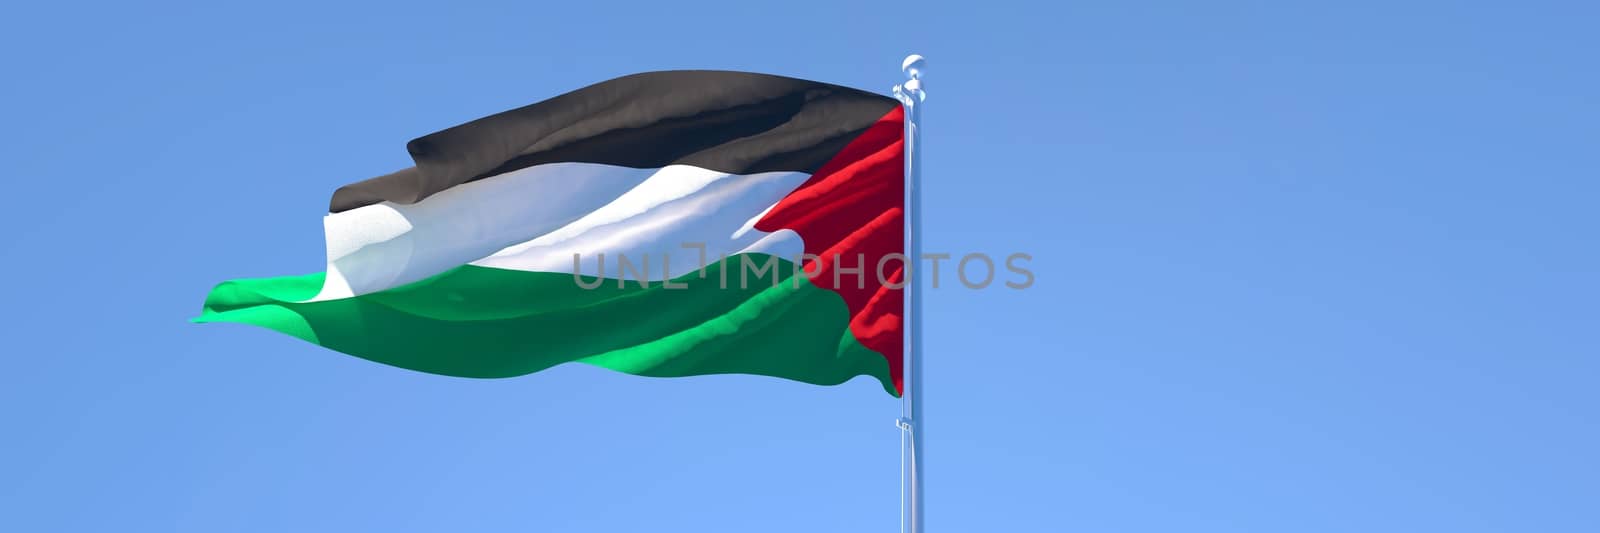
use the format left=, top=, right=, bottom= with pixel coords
left=197, top=71, right=906, bottom=396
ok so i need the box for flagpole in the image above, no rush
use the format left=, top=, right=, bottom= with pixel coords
left=894, top=53, right=927, bottom=533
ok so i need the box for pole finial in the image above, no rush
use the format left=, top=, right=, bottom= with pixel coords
left=894, top=54, right=927, bottom=104
left=902, top=54, right=926, bottom=80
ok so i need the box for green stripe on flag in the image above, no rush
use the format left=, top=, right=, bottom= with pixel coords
left=197, top=254, right=897, bottom=396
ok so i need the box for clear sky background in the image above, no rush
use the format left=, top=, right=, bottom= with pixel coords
left=2, top=1, right=1596, bottom=531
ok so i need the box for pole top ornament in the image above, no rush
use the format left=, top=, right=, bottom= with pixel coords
left=894, top=54, right=927, bottom=104
left=902, top=54, right=926, bottom=80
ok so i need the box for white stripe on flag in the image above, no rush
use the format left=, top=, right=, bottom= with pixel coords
left=314, top=162, right=809, bottom=301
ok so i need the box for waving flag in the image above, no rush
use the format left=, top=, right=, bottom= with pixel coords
left=197, top=71, right=906, bottom=396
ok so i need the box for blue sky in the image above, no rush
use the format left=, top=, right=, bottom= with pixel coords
left=2, top=1, right=1596, bottom=531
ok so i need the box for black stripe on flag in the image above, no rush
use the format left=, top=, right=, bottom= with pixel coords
left=330, top=70, right=898, bottom=213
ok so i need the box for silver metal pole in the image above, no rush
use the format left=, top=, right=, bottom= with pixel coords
left=894, top=53, right=927, bottom=533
